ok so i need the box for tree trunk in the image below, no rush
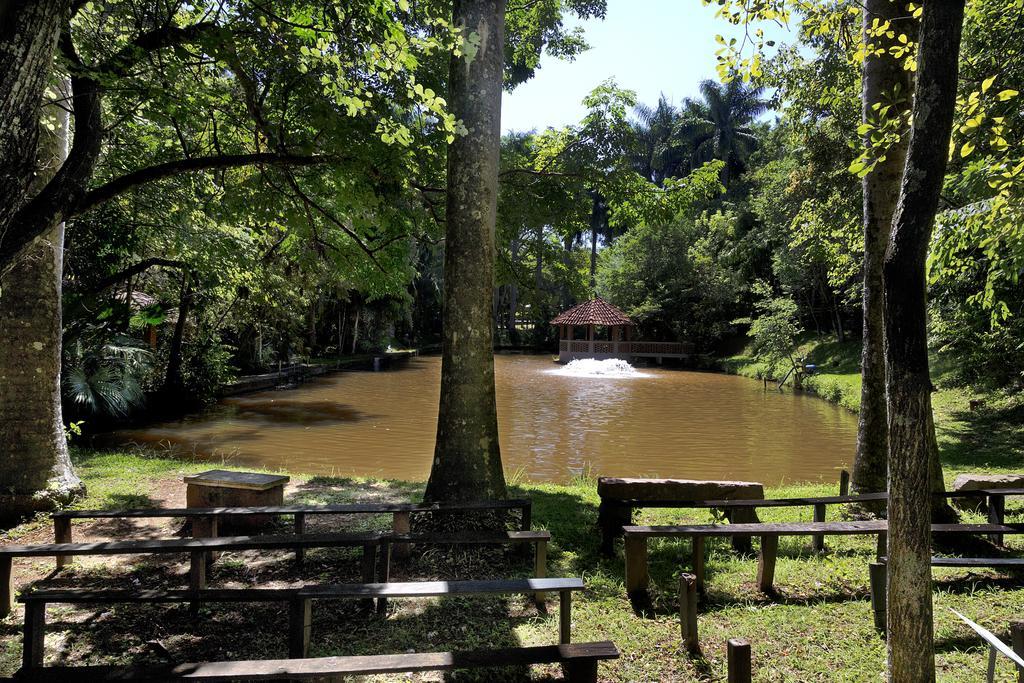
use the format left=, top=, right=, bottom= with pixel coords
left=0, top=0, right=67, bottom=249
left=338, top=302, right=346, bottom=359
left=508, top=235, right=520, bottom=346
left=883, top=2, right=965, bottom=679
left=0, top=75, right=82, bottom=521
left=350, top=305, right=360, bottom=354
left=424, top=0, right=507, bottom=502
left=851, top=0, right=913, bottom=500
left=164, top=271, right=193, bottom=392
left=588, top=191, right=607, bottom=290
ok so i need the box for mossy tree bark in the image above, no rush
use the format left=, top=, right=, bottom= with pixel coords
left=851, top=0, right=914, bottom=500
left=883, top=1, right=965, bottom=678
left=0, top=77, right=84, bottom=521
left=424, top=0, right=508, bottom=502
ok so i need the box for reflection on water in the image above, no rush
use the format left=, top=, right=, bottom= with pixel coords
left=116, top=355, right=856, bottom=484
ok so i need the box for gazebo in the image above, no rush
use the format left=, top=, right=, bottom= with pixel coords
left=550, top=297, right=691, bottom=363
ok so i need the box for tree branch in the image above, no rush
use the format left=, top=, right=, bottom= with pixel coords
left=81, top=257, right=188, bottom=295
left=73, top=153, right=335, bottom=217
left=96, top=22, right=222, bottom=78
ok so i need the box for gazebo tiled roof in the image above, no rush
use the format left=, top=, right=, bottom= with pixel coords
left=550, top=297, right=635, bottom=327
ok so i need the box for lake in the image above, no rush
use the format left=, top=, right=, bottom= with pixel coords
left=116, top=355, right=857, bottom=485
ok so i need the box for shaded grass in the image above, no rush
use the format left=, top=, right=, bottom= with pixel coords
left=2, top=350, right=1024, bottom=679
left=5, top=452, right=1023, bottom=680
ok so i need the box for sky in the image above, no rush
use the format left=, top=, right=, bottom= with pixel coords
left=500, top=0, right=794, bottom=134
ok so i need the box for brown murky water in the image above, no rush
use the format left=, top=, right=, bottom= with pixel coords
left=116, top=355, right=856, bottom=484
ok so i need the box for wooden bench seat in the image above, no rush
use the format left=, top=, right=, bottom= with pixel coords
left=622, top=521, right=1024, bottom=596
left=867, top=556, right=1024, bottom=630
left=51, top=498, right=533, bottom=564
left=1, top=529, right=552, bottom=617
left=602, top=487, right=1024, bottom=556
left=17, top=641, right=620, bottom=682
left=18, top=578, right=588, bottom=673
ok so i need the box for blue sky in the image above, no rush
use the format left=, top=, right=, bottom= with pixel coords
left=500, top=0, right=794, bottom=133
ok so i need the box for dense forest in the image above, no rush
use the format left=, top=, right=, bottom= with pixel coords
left=29, top=0, right=1019, bottom=431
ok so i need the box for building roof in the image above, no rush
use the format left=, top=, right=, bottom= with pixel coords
left=550, top=297, right=635, bottom=326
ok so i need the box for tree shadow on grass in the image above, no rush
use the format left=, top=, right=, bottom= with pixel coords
left=939, top=397, right=1024, bottom=471
left=12, top=545, right=555, bottom=680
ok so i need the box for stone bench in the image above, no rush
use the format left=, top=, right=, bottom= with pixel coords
left=184, top=470, right=289, bottom=530
left=597, top=477, right=764, bottom=555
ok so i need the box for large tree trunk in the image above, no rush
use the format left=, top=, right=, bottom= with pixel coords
left=0, top=0, right=67, bottom=247
left=851, top=0, right=913, bottom=499
left=0, top=76, right=83, bottom=521
left=883, top=2, right=965, bottom=679
left=424, top=0, right=507, bottom=502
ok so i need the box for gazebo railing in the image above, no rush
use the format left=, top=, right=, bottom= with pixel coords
left=558, top=340, right=692, bottom=357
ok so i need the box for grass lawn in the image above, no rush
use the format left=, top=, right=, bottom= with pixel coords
left=1, top=355, right=1023, bottom=680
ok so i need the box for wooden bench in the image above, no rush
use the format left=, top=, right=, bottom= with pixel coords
left=1, top=529, right=551, bottom=617
left=622, top=521, right=1024, bottom=597
left=0, top=532, right=381, bottom=619
left=16, top=641, right=620, bottom=682
left=51, top=498, right=533, bottom=565
left=868, top=556, right=1024, bottom=631
left=18, top=578, right=588, bottom=674
left=605, top=487, right=1024, bottom=556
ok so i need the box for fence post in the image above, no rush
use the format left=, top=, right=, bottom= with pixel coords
left=839, top=470, right=850, bottom=496
left=679, top=572, right=699, bottom=655
left=727, top=638, right=752, bottom=683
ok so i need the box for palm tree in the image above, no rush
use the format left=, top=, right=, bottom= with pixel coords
left=631, top=95, right=691, bottom=185
left=679, top=79, right=769, bottom=185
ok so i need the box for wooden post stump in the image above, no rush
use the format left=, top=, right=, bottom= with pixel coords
left=1010, top=620, right=1024, bottom=683
left=293, top=513, right=306, bottom=564
left=756, top=536, right=778, bottom=594
left=534, top=539, right=548, bottom=606
left=692, top=536, right=706, bottom=593
left=727, top=638, right=752, bottom=683
left=53, top=517, right=72, bottom=569
left=22, top=601, right=46, bottom=670
left=679, top=572, right=699, bottom=655
left=391, top=511, right=411, bottom=561
left=559, top=590, right=572, bottom=644
left=988, top=494, right=1006, bottom=545
left=624, top=535, right=649, bottom=600
left=1, top=556, right=13, bottom=618
left=598, top=500, right=631, bottom=556
left=359, top=544, right=377, bottom=611
left=868, top=561, right=887, bottom=633
left=192, top=515, right=219, bottom=565
left=839, top=470, right=850, bottom=496
left=812, top=504, right=826, bottom=552
left=564, top=658, right=599, bottom=683
left=288, top=597, right=312, bottom=658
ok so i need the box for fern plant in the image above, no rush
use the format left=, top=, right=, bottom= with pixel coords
left=63, top=336, right=153, bottom=418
